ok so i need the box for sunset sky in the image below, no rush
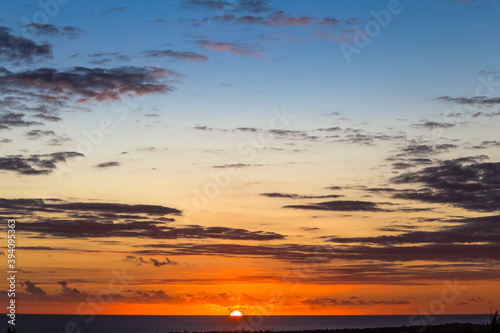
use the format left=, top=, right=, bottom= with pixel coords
left=1, top=0, right=500, bottom=317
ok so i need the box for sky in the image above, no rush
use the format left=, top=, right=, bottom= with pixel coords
left=0, top=0, right=500, bottom=318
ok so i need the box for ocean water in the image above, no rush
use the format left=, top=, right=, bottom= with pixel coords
left=0, top=314, right=491, bottom=333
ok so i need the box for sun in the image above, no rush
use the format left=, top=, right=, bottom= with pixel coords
left=230, top=310, right=243, bottom=317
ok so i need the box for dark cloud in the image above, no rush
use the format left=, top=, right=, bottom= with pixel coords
left=390, top=156, right=500, bottom=212
left=124, top=256, right=179, bottom=267
left=302, top=297, right=409, bottom=307
left=326, top=215, right=500, bottom=245
left=0, top=26, right=52, bottom=63
left=45, top=136, right=72, bottom=146
left=137, top=241, right=500, bottom=266
left=236, top=15, right=265, bottom=24
left=472, top=141, right=500, bottom=149
left=0, top=197, right=287, bottom=241
left=325, top=186, right=342, bottom=191
left=399, top=144, right=456, bottom=157
left=0, top=152, right=83, bottom=175
left=61, top=26, right=85, bottom=39
left=21, top=220, right=284, bottom=241
left=25, top=129, right=56, bottom=139
left=0, top=112, right=43, bottom=128
left=22, top=23, right=85, bottom=39
left=331, top=132, right=406, bottom=146
left=21, top=280, right=46, bottom=295
left=94, top=161, right=121, bottom=168
left=143, top=50, right=208, bottom=61
left=213, top=163, right=265, bottom=168
left=0, top=198, right=181, bottom=215
left=0, top=66, right=180, bottom=103
left=316, top=127, right=341, bottom=132
left=284, top=200, right=387, bottom=212
left=33, top=114, right=62, bottom=122
left=23, top=23, right=59, bottom=36
left=57, top=280, right=84, bottom=297
left=412, top=121, right=456, bottom=129
left=261, top=193, right=343, bottom=199
left=436, top=96, right=500, bottom=105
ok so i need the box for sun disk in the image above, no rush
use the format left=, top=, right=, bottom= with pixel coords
left=230, top=310, right=243, bottom=317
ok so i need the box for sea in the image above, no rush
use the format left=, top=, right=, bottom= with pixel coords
left=0, top=314, right=491, bottom=333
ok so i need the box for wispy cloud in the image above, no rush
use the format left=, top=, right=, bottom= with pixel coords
left=198, top=40, right=263, bottom=58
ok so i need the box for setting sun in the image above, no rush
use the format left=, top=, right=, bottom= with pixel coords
left=230, top=311, right=243, bottom=317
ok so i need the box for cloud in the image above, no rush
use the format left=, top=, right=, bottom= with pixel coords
left=390, top=156, right=500, bottom=212
left=316, top=127, right=342, bottom=132
left=412, top=121, right=456, bottom=129
left=264, top=11, right=312, bottom=26
left=33, top=114, right=62, bottom=122
left=397, top=143, right=457, bottom=157
left=22, top=23, right=85, bottom=39
left=137, top=146, right=169, bottom=152
left=0, top=198, right=181, bottom=216
left=234, top=11, right=312, bottom=26
left=0, top=197, right=287, bottom=241
left=94, top=161, right=121, bottom=168
left=326, top=215, right=500, bottom=245
left=57, top=280, right=84, bottom=297
left=107, top=6, right=126, bottom=13
left=0, top=152, right=83, bottom=175
left=124, top=256, right=179, bottom=267
left=472, top=141, right=500, bottom=149
left=23, top=23, right=59, bottom=36
left=437, top=96, right=500, bottom=105
left=0, top=66, right=181, bottom=103
left=184, top=0, right=272, bottom=13
left=0, top=112, right=43, bottom=129
left=330, top=132, right=406, bottom=146
left=213, top=163, right=265, bottom=168
left=46, top=135, right=72, bottom=146
left=21, top=280, right=46, bottom=295
left=302, top=297, right=409, bottom=308
left=0, top=26, right=52, bottom=63
left=137, top=241, right=500, bottom=267
left=198, top=40, right=263, bottom=58
left=61, top=26, right=85, bottom=39
left=25, top=129, right=56, bottom=139
left=284, top=200, right=388, bottom=212
left=261, top=193, right=343, bottom=199
left=143, top=50, right=208, bottom=61
left=21, top=220, right=285, bottom=241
